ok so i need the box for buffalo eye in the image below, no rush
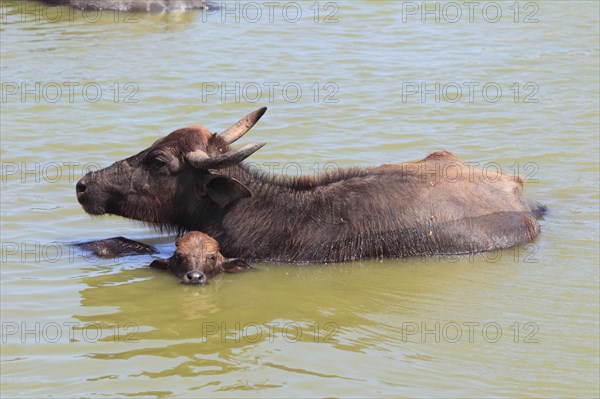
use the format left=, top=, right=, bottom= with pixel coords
left=208, top=254, right=216, bottom=261
left=143, top=155, right=172, bottom=174
left=150, top=158, right=166, bottom=170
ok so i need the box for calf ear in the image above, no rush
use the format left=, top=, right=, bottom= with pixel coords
left=149, top=258, right=170, bottom=271
left=204, top=176, right=251, bottom=208
left=222, top=258, right=254, bottom=273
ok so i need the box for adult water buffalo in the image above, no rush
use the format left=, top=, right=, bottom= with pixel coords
left=36, top=0, right=217, bottom=11
left=76, top=107, right=545, bottom=263
left=150, top=231, right=253, bottom=285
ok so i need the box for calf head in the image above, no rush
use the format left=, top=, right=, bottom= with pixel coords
left=76, top=107, right=267, bottom=230
left=150, top=231, right=253, bottom=285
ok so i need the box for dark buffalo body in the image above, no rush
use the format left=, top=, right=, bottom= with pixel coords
left=76, top=107, right=545, bottom=263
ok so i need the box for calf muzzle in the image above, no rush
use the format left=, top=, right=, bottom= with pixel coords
left=183, top=271, right=208, bottom=285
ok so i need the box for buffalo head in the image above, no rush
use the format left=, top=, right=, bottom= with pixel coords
left=150, top=231, right=253, bottom=285
left=76, top=108, right=267, bottom=231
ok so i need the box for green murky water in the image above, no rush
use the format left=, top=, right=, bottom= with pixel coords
left=1, top=1, right=599, bottom=397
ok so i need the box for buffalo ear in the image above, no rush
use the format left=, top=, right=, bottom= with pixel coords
left=204, top=176, right=251, bottom=208
left=150, top=258, right=170, bottom=271
left=222, top=258, right=254, bottom=273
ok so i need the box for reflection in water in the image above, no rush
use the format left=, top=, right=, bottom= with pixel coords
left=65, top=251, right=595, bottom=397
left=71, top=255, right=512, bottom=384
left=75, top=261, right=392, bottom=341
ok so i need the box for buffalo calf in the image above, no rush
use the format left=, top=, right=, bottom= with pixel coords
left=150, top=231, right=253, bottom=285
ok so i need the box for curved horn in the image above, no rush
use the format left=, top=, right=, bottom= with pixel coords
left=185, top=143, right=266, bottom=169
left=221, top=107, right=267, bottom=144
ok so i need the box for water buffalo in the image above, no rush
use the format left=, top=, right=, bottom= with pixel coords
left=76, top=107, right=546, bottom=263
left=36, top=0, right=217, bottom=11
left=150, top=231, right=253, bottom=285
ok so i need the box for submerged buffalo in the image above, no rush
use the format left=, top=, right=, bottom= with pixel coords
left=77, top=236, right=157, bottom=258
left=150, top=231, right=253, bottom=285
left=36, top=0, right=217, bottom=11
left=76, top=107, right=545, bottom=263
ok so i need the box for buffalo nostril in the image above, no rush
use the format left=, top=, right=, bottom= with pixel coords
left=186, top=271, right=200, bottom=280
left=185, top=271, right=206, bottom=284
left=76, top=180, right=87, bottom=194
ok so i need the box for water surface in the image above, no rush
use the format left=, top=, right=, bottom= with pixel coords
left=1, top=1, right=599, bottom=397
